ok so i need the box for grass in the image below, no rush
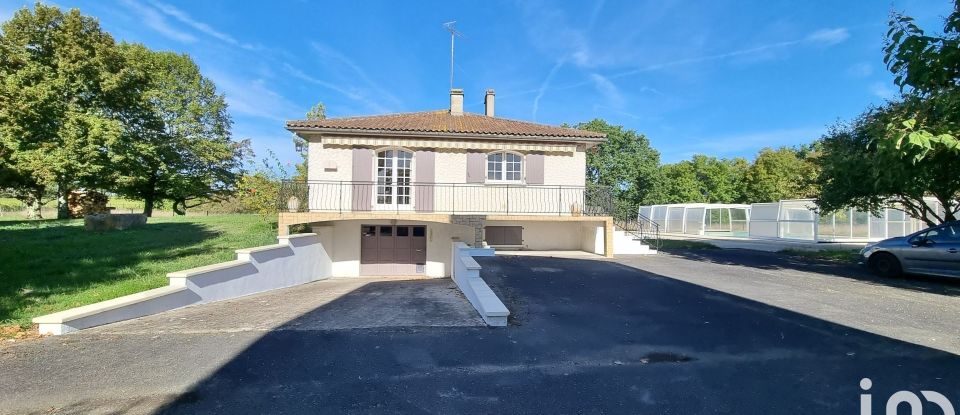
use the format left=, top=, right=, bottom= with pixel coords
left=779, top=248, right=860, bottom=263
left=657, top=239, right=719, bottom=250
left=0, top=214, right=277, bottom=329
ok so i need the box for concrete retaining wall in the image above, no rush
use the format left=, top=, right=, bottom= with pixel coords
left=34, top=233, right=329, bottom=335
left=450, top=242, right=509, bottom=326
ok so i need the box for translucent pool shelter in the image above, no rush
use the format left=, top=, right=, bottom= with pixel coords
left=641, top=198, right=936, bottom=243
left=640, top=203, right=752, bottom=237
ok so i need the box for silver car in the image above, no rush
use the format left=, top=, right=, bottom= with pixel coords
left=860, top=221, right=960, bottom=278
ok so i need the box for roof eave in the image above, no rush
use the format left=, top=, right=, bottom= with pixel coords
left=285, top=125, right=607, bottom=145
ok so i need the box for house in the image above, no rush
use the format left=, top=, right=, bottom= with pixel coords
left=280, top=88, right=652, bottom=278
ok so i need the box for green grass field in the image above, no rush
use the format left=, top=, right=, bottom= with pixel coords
left=0, top=214, right=277, bottom=329
left=779, top=248, right=860, bottom=263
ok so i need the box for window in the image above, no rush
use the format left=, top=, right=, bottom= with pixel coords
left=376, top=149, right=412, bottom=205
left=926, top=225, right=960, bottom=243
left=486, top=152, right=522, bottom=182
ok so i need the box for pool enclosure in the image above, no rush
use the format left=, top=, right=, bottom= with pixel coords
left=639, top=204, right=751, bottom=237
left=640, top=199, right=935, bottom=242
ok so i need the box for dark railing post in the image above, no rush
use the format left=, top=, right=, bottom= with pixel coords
left=557, top=186, right=562, bottom=216
left=338, top=181, right=343, bottom=213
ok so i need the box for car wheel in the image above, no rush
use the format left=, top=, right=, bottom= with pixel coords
left=870, top=252, right=902, bottom=278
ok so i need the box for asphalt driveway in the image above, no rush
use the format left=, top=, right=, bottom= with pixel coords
left=1, top=251, right=959, bottom=414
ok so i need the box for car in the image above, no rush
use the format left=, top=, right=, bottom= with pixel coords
left=859, top=220, right=960, bottom=278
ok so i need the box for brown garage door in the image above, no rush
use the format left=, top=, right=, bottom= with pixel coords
left=360, top=225, right=427, bottom=275
left=485, top=226, right=522, bottom=246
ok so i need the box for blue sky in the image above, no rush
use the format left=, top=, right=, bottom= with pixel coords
left=1, top=0, right=955, bottom=167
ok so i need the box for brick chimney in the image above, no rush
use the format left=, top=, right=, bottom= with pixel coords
left=484, top=89, right=495, bottom=117
left=450, top=88, right=464, bottom=116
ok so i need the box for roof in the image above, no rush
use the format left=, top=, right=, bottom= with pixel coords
left=286, top=110, right=606, bottom=141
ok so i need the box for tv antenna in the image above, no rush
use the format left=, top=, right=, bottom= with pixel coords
left=443, top=21, right=463, bottom=90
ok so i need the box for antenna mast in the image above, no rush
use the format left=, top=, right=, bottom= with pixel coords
left=443, top=21, right=462, bottom=90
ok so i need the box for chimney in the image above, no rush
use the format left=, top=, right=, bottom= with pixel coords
left=449, top=88, right=464, bottom=116
left=484, top=89, right=495, bottom=117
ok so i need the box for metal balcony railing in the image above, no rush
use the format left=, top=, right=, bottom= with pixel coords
left=277, top=180, right=612, bottom=216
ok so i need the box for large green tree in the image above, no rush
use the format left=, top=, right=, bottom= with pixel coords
left=111, top=44, right=247, bottom=216
left=655, top=155, right=748, bottom=204
left=0, top=4, right=139, bottom=218
left=741, top=146, right=819, bottom=203
left=817, top=105, right=959, bottom=226
left=576, top=119, right=661, bottom=215
left=881, top=2, right=960, bottom=160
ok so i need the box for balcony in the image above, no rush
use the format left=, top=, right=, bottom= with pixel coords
left=277, top=180, right=614, bottom=217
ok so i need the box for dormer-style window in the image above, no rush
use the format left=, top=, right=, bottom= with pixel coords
left=486, top=151, right=522, bottom=182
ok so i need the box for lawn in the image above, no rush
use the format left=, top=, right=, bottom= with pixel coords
left=0, top=214, right=277, bottom=329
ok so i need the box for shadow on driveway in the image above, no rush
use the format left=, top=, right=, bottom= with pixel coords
left=663, top=247, right=960, bottom=297
left=144, top=255, right=960, bottom=414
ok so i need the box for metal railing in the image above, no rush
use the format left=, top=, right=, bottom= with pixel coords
left=277, top=180, right=661, bottom=249
left=278, top=180, right=614, bottom=216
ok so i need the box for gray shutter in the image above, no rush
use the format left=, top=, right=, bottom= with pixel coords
left=351, top=148, right=373, bottom=211
left=525, top=153, right=545, bottom=185
left=466, top=152, right=485, bottom=183
left=414, top=150, right=435, bottom=212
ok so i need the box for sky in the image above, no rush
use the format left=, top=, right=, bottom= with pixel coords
left=1, top=0, right=956, bottom=168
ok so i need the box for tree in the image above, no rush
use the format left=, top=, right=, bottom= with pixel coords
left=576, top=119, right=662, bottom=214
left=110, top=44, right=247, bottom=216
left=881, top=2, right=960, bottom=160
left=816, top=105, right=959, bottom=226
left=741, top=147, right=818, bottom=203
left=290, top=102, right=325, bottom=182
left=655, top=155, right=748, bottom=204
left=0, top=4, right=138, bottom=218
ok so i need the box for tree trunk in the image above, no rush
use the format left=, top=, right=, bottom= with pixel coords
left=173, top=199, right=187, bottom=216
left=143, top=192, right=155, bottom=217
left=23, top=187, right=44, bottom=220
left=56, top=183, right=71, bottom=220
left=142, top=172, right=158, bottom=217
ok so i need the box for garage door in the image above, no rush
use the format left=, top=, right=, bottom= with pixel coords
left=360, top=225, right=427, bottom=275
left=485, top=226, right=522, bottom=246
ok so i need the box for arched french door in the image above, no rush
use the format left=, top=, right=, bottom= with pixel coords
left=375, top=149, right=412, bottom=208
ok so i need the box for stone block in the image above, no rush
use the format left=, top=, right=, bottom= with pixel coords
left=84, top=213, right=148, bottom=231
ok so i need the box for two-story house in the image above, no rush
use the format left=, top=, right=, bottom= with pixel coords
left=280, top=89, right=652, bottom=278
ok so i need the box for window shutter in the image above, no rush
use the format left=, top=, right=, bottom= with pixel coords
left=351, top=148, right=373, bottom=211
left=526, top=153, right=545, bottom=185
left=466, top=152, right=485, bottom=183
left=414, top=150, right=435, bottom=212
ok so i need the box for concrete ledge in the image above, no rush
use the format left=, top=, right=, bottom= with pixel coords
left=451, top=242, right=509, bottom=326
left=33, top=233, right=330, bottom=335
left=34, top=286, right=199, bottom=335
left=278, top=232, right=317, bottom=241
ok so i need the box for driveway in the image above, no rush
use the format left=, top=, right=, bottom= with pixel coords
left=1, top=252, right=959, bottom=414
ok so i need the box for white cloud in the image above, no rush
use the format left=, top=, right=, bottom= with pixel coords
left=150, top=1, right=257, bottom=50
left=210, top=73, right=302, bottom=122
left=806, top=28, right=850, bottom=46
left=846, top=62, right=873, bottom=78
left=117, top=0, right=197, bottom=43
left=283, top=63, right=393, bottom=114
left=309, top=42, right=403, bottom=111
left=662, top=126, right=826, bottom=162
left=589, top=73, right=624, bottom=108
left=869, top=82, right=897, bottom=100
left=532, top=61, right=564, bottom=120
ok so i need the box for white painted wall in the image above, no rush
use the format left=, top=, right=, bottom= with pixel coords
left=35, top=234, right=331, bottom=335
left=311, top=220, right=475, bottom=278
left=450, top=242, right=507, bottom=326
left=580, top=223, right=605, bottom=255
left=485, top=220, right=586, bottom=250
left=308, top=143, right=353, bottom=182
left=543, top=150, right=586, bottom=186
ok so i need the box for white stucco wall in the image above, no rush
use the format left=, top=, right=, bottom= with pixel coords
left=580, top=222, right=605, bottom=255
left=485, top=220, right=590, bottom=250
left=543, top=150, right=586, bottom=186
left=308, top=142, right=353, bottom=182
left=311, top=220, right=475, bottom=278
left=434, top=150, right=468, bottom=183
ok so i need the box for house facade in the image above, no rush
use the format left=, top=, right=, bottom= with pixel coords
left=280, top=89, right=650, bottom=278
